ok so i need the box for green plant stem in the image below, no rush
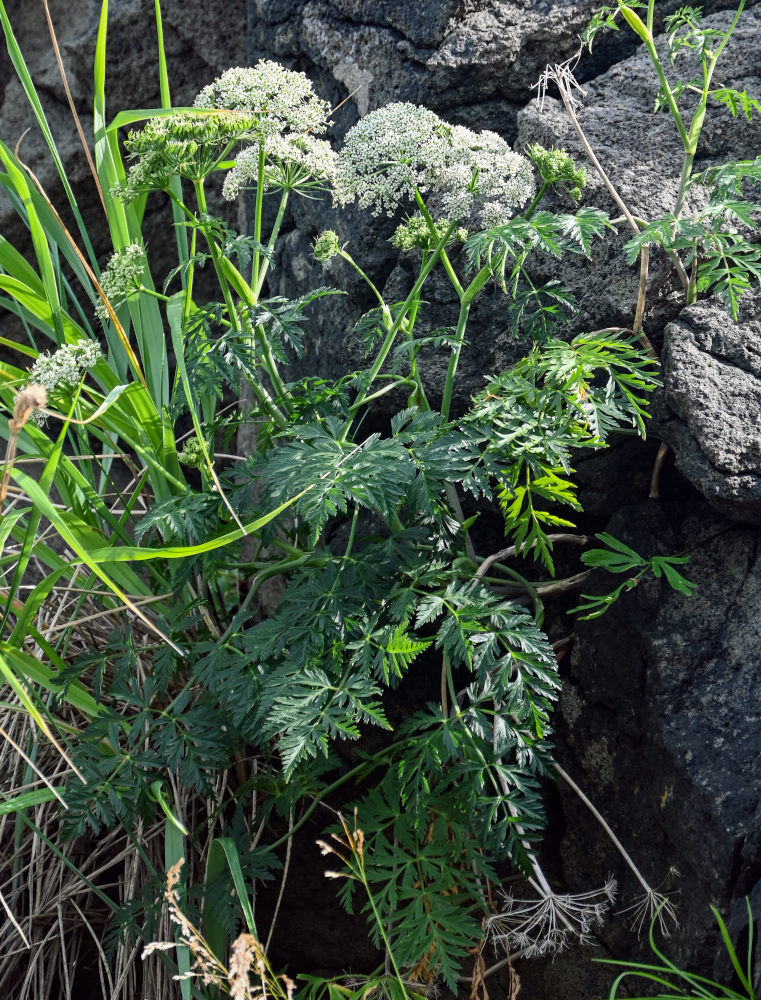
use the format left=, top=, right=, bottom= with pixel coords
left=673, top=152, right=695, bottom=221
left=356, top=859, right=408, bottom=994
left=673, top=1, right=745, bottom=219
left=344, top=506, right=359, bottom=558
left=216, top=555, right=311, bottom=647
left=185, top=225, right=198, bottom=321
left=357, top=377, right=416, bottom=407
left=251, top=144, right=267, bottom=290
left=686, top=251, right=700, bottom=305
left=248, top=312, right=290, bottom=405
left=400, top=277, right=429, bottom=408
left=440, top=264, right=492, bottom=421
left=620, top=2, right=689, bottom=148
left=413, top=191, right=497, bottom=418
left=640, top=42, right=689, bottom=150
left=267, top=749, right=397, bottom=851
left=338, top=249, right=390, bottom=314
left=253, top=186, right=289, bottom=299
left=343, top=217, right=460, bottom=430
left=443, top=653, right=458, bottom=715
left=415, top=192, right=464, bottom=296
left=193, top=179, right=240, bottom=332
left=138, top=285, right=170, bottom=303
left=524, top=180, right=550, bottom=220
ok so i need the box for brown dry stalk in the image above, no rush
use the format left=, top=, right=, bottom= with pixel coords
left=42, top=0, right=106, bottom=215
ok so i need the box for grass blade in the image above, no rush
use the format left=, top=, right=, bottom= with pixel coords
left=0, top=141, right=65, bottom=344
left=0, top=648, right=82, bottom=777
left=164, top=815, right=192, bottom=1000
left=0, top=1, right=97, bottom=266
left=712, top=904, right=754, bottom=997
left=86, top=488, right=309, bottom=563
left=0, top=642, right=101, bottom=719
left=206, top=837, right=258, bottom=940
left=0, top=786, right=60, bottom=815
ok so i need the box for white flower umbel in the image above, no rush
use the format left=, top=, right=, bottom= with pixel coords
left=25, top=339, right=102, bottom=423
left=95, top=243, right=147, bottom=322
left=222, top=134, right=337, bottom=200
left=194, top=63, right=331, bottom=136
left=28, top=339, right=102, bottom=393
left=335, top=102, right=535, bottom=227
left=485, top=878, right=617, bottom=958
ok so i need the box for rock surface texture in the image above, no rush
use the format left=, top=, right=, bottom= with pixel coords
left=0, top=0, right=760, bottom=994
left=560, top=499, right=761, bottom=980
left=658, top=292, right=761, bottom=525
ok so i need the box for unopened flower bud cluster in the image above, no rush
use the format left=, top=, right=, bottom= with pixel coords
left=179, top=438, right=205, bottom=468
left=527, top=143, right=587, bottom=203
left=391, top=213, right=468, bottom=252
left=119, top=111, right=262, bottom=197
left=95, top=244, right=147, bottom=322
left=312, top=230, right=341, bottom=264
left=334, top=102, right=535, bottom=228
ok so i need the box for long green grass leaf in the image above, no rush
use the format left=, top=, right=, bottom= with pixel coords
left=0, top=2, right=97, bottom=265
left=0, top=648, right=80, bottom=773
left=0, top=786, right=60, bottom=815
left=0, top=274, right=88, bottom=343
left=0, top=169, right=99, bottom=310
left=712, top=904, right=754, bottom=997
left=87, top=488, right=308, bottom=563
left=164, top=815, right=192, bottom=1000
left=154, top=0, right=191, bottom=289
left=0, top=142, right=64, bottom=343
left=0, top=642, right=101, bottom=719
left=93, top=0, right=129, bottom=249
left=109, top=107, right=201, bottom=130
left=206, top=837, right=258, bottom=938
left=12, top=467, right=178, bottom=651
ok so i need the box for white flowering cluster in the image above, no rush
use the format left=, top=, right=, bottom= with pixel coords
left=334, top=102, right=535, bottom=228
left=95, top=244, right=146, bottom=322
left=222, top=134, right=336, bottom=200
left=195, top=63, right=331, bottom=136
left=112, top=152, right=175, bottom=202
left=195, top=63, right=336, bottom=199
left=25, top=339, right=102, bottom=422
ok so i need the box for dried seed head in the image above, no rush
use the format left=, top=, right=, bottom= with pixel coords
left=11, top=384, right=48, bottom=432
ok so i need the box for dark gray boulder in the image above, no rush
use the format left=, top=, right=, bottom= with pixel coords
left=657, top=291, right=761, bottom=526
left=516, top=5, right=761, bottom=337
left=557, top=498, right=761, bottom=978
